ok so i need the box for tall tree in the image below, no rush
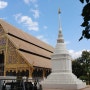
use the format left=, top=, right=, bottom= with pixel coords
left=72, top=50, right=90, bottom=83
left=72, top=59, right=83, bottom=78
left=81, top=51, right=90, bottom=73
left=79, top=0, right=90, bottom=41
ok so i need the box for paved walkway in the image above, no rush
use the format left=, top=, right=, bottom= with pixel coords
left=43, top=85, right=90, bottom=90
left=80, top=85, right=90, bottom=90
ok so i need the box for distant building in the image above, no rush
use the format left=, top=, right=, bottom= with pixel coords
left=0, top=19, right=54, bottom=79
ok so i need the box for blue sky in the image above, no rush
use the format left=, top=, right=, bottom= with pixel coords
left=0, top=0, right=90, bottom=59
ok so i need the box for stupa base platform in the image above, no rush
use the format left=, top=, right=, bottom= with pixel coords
left=42, top=72, right=86, bottom=90
left=42, top=84, right=86, bottom=90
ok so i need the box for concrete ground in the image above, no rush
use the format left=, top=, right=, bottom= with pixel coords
left=43, top=85, right=90, bottom=90
left=80, top=85, right=90, bottom=90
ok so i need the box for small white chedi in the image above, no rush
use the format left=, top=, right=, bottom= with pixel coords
left=42, top=9, right=86, bottom=90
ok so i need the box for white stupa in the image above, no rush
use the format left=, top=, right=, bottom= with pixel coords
left=42, top=8, right=86, bottom=90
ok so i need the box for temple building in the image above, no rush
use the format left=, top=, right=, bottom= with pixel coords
left=0, top=19, right=54, bottom=78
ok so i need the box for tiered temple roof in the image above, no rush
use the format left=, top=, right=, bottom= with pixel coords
left=0, top=19, right=54, bottom=69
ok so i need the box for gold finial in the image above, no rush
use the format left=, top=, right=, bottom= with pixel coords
left=58, top=8, right=61, bottom=14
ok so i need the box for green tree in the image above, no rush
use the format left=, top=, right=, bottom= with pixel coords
left=72, top=50, right=90, bottom=84
left=72, top=59, right=83, bottom=78
left=79, top=0, right=90, bottom=41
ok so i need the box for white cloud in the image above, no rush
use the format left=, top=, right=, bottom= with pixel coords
left=34, top=4, right=38, bottom=8
left=24, top=0, right=30, bottom=4
left=65, top=41, right=70, bottom=45
left=24, top=0, right=37, bottom=4
left=69, top=49, right=90, bottom=59
left=0, top=0, right=8, bottom=9
left=30, top=9, right=40, bottom=19
left=0, top=17, right=7, bottom=20
left=43, top=26, right=48, bottom=29
left=36, top=35, right=49, bottom=44
left=14, top=13, right=39, bottom=31
left=69, top=50, right=82, bottom=59
left=14, top=13, right=22, bottom=21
